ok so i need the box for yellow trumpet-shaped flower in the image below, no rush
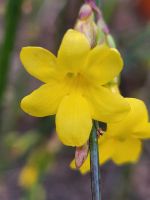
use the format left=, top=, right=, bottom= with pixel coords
left=20, top=29, right=130, bottom=147
left=71, top=98, right=150, bottom=174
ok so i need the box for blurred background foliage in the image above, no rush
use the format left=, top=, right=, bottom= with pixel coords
left=0, top=0, right=150, bottom=199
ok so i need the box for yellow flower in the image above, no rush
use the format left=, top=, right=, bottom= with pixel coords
left=20, top=29, right=130, bottom=147
left=19, top=166, right=38, bottom=188
left=71, top=98, right=150, bottom=174
left=106, top=98, right=150, bottom=140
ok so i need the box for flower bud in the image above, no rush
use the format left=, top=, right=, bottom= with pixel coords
left=75, top=143, right=89, bottom=168
left=75, top=4, right=98, bottom=47
left=106, top=34, right=116, bottom=48
left=79, top=4, right=93, bottom=20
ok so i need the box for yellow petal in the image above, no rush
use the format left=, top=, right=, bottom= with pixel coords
left=112, top=138, right=142, bottom=165
left=57, top=29, right=90, bottom=73
left=133, top=122, right=150, bottom=139
left=56, top=93, right=92, bottom=147
left=21, top=80, right=68, bottom=117
left=107, top=98, right=149, bottom=138
left=85, top=85, right=130, bottom=123
left=20, top=47, right=57, bottom=82
left=71, top=137, right=116, bottom=173
left=70, top=160, right=76, bottom=169
left=99, top=138, right=116, bottom=165
left=85, top=45, right=123, bottom=85
left=126, top=98, right=148, bottom=123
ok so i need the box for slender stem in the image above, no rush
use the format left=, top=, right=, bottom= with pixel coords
left=95, top=0, right=101, bottom=7
left=0, top=0, right=23, bottom=104
left=90, top=123, right=101, bottom=200
left=89, top=0, right=103, bottom=199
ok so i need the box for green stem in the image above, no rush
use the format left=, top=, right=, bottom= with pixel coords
left=90, top=122, right=101, bottom=200
left=95, top=0, right=101, bottom=7
left=89, top=1, right=103, bottom=199
left=0, top=0, right=23, bottom=104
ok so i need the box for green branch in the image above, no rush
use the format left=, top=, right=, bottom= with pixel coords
left=95, top=0, right=102, bottom=7
left=0, top=0, right=23, bottom=104
left=89, top=1, right=103, bottom=199
left=90, top=123, right=101, bottom=200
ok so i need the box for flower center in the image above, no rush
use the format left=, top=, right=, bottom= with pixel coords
left=65, top=71, right=88, bottom=92
left=66, top=72, right=80, bottom=78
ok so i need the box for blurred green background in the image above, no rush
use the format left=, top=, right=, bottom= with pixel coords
left=0, top=0, right=150, bottom=199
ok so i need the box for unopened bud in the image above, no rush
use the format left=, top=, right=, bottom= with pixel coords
left=97, top=29, right=106, bottom=45
left=75, top=4, right=98, bottom=47
left=75, top=143, right=89, bottom=168
left=106, top=34, right=116, bottom=48
left=79, top=4, right=93, bottom=20
left=97, top=17, right=109, bottom=35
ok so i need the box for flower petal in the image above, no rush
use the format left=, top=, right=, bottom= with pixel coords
left=126, top=98, right=148, bottom=123
left=20, top=47, right=57, bottom=82
left=112, top=138, right=142, bottom=165
left=85, top=45, right=123, bottom=85
left=99, top=138, right=116, bottom=165
left=57, top=29, right=90, bottom=72
left=21, top=80, right=68, bottom=117
left=85, top=85, right=130, bottom=123
left=71, top=137, right=116, bottom=174
left=56, top=93, right=92, bottom=147
left=106, top=98, right=149, bottom=138
left=133, top=122, right=150, bottom=139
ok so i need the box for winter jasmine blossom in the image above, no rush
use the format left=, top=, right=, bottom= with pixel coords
left=20, top=29, right=130, bottom=147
